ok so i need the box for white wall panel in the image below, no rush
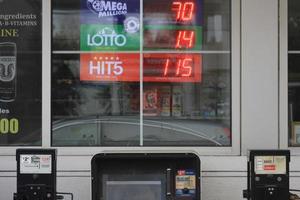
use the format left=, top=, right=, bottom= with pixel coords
left=202, top=177, right=247, bottom=200
left=241, top=0, right=279, bottom=153
left=0, top=177, right=15, bottom=200
left=0, top=156, right=15, bottom=171
left=57, top=177, right=91, bottom=200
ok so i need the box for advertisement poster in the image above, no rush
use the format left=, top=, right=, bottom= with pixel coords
left=143, top=87, right=158, bottom=116
left=80, top=53, right=140, bottom=82
left=172, top=86, right=182, bottom=117
left=80, top=0, right=140, bottom=51
left=80, top=0, right=140, bottom=25
left=159, top=86, right=171, bottom=117
left=175, top=169, right=196, bottom=197
left=0, top=0, right=42, bottom=145
left=80, top=24, right=140, bottom=51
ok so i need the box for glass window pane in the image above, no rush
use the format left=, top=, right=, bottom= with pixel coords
left=288, top=54, right=300, bottom=146
left=52, top=0, right=231, bottom=146
left=143, top=53, right=231, bottom=146
left=288, top=0, right=300, bottom=146
left=142, top=0, right=231, bottom=146
left=288, top=0, right=300, bottom=50
left=52, top=1, right=80, bottom=51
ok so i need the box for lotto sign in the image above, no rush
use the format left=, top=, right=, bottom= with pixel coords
left=80, top=53, right=140, bottom=82
left=80, top=0, right=140, bottom=24
left=80, top=24, right=140, bottom=51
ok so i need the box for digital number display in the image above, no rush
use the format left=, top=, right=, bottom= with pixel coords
left=144, top=27, right=202, bottom=50
left=143, top=0, right=202, bottom=50
left=144, top=53, right=202, bottom=82
left=143, top=0, right=202, bottom=25
left=172, top=2, right=195, bottom=22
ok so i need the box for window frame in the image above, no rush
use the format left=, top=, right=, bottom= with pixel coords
left=0, top=0, right=241, bottom=156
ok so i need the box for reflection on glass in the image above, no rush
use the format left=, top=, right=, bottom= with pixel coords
left=106, top=181, right=162, bottom=200
left=51, top=54, right=140, bottom=146
left=143, top=54, right=231, bottom=146
left=202, top=0, right=231, bottom=50
left=288, top=0, right=300, bottom=50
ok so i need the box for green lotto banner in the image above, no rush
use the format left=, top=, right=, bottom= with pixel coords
left=80, top=24, right=140, bottom=51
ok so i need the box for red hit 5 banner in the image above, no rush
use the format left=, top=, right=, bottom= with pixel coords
left=80, top=53, right=140, bottom=82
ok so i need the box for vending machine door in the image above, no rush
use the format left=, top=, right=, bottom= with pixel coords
left=91, top=153, right=200, bottom=200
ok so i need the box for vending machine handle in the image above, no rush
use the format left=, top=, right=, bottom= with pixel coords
left=166, top=168, right=172, bottom=198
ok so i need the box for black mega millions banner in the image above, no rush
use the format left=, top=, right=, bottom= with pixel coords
left=0, top=0, right=42, bottom=145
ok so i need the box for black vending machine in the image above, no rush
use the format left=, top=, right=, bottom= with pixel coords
left=91, top=153, right=201, bottom=200
left=243, top=150, right=290, bottom=200
left=14, top=149, right=57, bottom=200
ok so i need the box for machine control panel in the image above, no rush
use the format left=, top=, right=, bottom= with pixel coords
left=243, top=150, right=290, bottom=200
left=14, top=149, right=57, bottom=200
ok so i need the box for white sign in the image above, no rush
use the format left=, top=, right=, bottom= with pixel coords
left=20, top=154, right=52, bottom=174
left=254, top=156, right=286, bottom=175
left=89, top=57, right=123, bottom=76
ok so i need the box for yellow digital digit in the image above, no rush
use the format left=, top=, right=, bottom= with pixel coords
left=0, top=118, right=19, bottom=134
left=0, top=118, right=9, bottom=134
left=10, top=118, right=19, bottom=134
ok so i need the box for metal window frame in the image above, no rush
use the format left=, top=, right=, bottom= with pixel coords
left=0, top=0, right=241, bottom=156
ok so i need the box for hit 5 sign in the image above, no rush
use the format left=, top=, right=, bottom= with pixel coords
left=80, top=53, right=140, bottom=82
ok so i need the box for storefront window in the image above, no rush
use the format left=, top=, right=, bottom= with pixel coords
left=0, top=0, right=42, bottom=146
left=288, top=0, right=300, bottom=146
left=51, top=0, right=231, bottom=146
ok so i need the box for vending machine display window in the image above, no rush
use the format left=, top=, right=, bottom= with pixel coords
left=51, top=0, right=231, bottom=147
left=105, top=179, right=163, bottom=200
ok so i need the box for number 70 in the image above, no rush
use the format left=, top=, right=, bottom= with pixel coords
left=172, top=2, right=195, bottom=21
